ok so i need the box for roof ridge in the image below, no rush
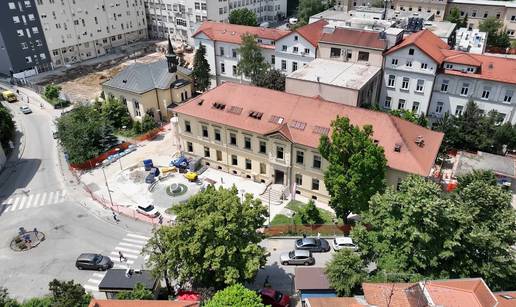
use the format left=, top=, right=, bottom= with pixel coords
left=387, top=116, right=426, bottom=175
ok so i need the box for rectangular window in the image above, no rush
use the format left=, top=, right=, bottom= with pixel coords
left=282, top=45, right=287, bottom=51
left=202, top=125, right=208, bottom=138
left=293, top=46, right=298, bottom=53
left=391, top=58, right=398, bottom=65
left=281, top=60, right=286, bottom=71
left=292, top=62, right=297, bottom=71
left=185, top=121, right=191, bottom=133
left=311, top=178, right=320, bottom=190
left=346, top=49, right=352, bottom=60
left=440, top=80, right=449, bottom=92
left=245, top=159, right=252, bottom=170
left=455, top=105, right=464, bottom=116
left=231, top=155, right=238, bottom=166
left=406, top=60, right=412, bottom=67
left=481, top=87, right=491, bottom=99
left=330, top=47, right=341, bottom=58
left=216, top=150, right=222, bottom=161
left=295, top=174, right=303, bottom=185
left=214, top=129, right=221, bottom=141
left=232, top=65, right=237, bottom=76
left=460, top=83, right=469, bottom=96
left=412, top=102, right=420, bottom=113
left=398, top=99, right=405, bottom=109
left=387, top=75, right=395, bottom=87
left=504, top=90, right=513, bottom=102
left=304, top=48, right=310, bottom=54
left=296, top=150, right=304, bottom=164
left=204, top=146, right=210, bottom=157
left=384, top=96, right=392, bottom=109
left=271, top=55, right=275, bottom=65
left=244, top=136, right=251, bottom=150
left=220, top=63, right=225, bottom=73
left=229, top=133, right=237, bottom=146
left=276, top=146, right=284, bottom=160
left=232, top=49, right=237, bottom=58
left=401, top=77, right=409, bottom=90
left=358, top=51, right=369, bottom=61
left=313, top=155, right=321, bottom=169
left=187, top=142, right=193, bottom=152
left=260, top=163, right=266, bottom=174
left=416, top=79, right=424, bottom=92
left=436, top=101, right=444, bottom=113
left=259, top=141, right=266, bottom=154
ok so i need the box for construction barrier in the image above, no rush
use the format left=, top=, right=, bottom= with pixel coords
left=69, top=142, right=130, bottom=170
left=263, top=224, right=353, bottom=237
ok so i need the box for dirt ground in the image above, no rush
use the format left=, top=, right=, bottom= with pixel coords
left=37, top=40, right=195, bottom=103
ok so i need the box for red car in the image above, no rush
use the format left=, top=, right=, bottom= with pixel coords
left=260, top=288, right=290, bottom=307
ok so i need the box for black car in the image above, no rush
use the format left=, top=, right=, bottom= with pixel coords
left=295, top=237, right=330, bottom=252
left=75, top=253, right=113, bottom=271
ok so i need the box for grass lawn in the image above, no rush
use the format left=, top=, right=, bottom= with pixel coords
left=42, top=96, right=70, bottom=109
left=270, top=200, right=336, bottom=226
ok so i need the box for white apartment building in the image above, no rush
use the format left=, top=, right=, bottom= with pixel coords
left=35, top=0, right=147, bottom=67
left=380, top=30, right=448, bottom=116
left=145, top=0, right=286, bottom=45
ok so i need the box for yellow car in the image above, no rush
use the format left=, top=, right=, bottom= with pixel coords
left=184, top=171, right=198, bottom=182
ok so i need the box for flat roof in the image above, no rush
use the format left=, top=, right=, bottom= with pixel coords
left=455, top=151, right=516, bottom=179
left=422, top=21, right=456, bottom=39
left=286, top=59, right=381, bottom=90
left=449, top=0, right=516, bottom=8
left=311, top=7, right=433, bottom=22
left=98, top=269, right=157, bottom=292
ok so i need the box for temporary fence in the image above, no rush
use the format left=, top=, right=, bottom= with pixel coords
left=134, top=127, right=165, bottom=142
left=69, top=142, right=130, bottom=170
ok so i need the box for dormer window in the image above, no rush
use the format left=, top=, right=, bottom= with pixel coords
left=408, top=48, right=414, bottom=55
left=466, top=67, right=476, bottom=73
left=445, top=63, right=453, bottom=69
left=294, top=35, right=298, bottom=41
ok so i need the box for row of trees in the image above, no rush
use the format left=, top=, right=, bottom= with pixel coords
left=479, top=16, right=511, bottom=49
left=0, top=105, right=15, bottom=151
left=324, top=172, right=516, bottom=294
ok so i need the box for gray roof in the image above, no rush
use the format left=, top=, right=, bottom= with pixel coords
left=455, top=151, right=516, bottom=179
left=103, top=59, right=192, bottom=94
left=98, top=269, right=157, bottom=291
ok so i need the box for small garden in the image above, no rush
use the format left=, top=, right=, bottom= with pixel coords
left=42, top=84, right=70, bottom=109
left=271, top=200, right=336, bottom=226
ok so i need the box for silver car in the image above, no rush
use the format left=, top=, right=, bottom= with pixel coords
left=280, top=250, right=315, bottom=266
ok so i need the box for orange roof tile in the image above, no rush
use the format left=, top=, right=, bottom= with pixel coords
left=363, top=283, right=427, bottom=307
left=494, top=291, right=516, bottom=307
left=426, top=278, right=498, bottom=307
left=192, top=21, right=290, bottom=45
left=88, top=299, right=199, bottom=307
left=320, top=27, right=388, bottom=50
left=173, top=83, right=443, bottom=176
left=294, top=19, right=328, bottom=47
left=385, top=29, right=450, bottom=63
left=441, top=50, right=483, bottom=66
left=306, top=297, right=365, bottom=307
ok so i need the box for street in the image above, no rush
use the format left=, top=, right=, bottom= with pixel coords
left=0, top=87, right=153, bottom=300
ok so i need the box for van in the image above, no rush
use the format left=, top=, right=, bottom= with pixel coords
left=2, top=91, right=17, bottom=102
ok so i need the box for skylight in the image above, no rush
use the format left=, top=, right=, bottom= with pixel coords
left=313, top=126, right=329, bottom=135
left=227, top=106, right=243, bottom=115
left=290, top=120, right=307, bottom=130
left=269, top=115, right=284, bottom=124
left=248, top=111, right=263, bottom=120
left=212, top=102, right=226, bottom=110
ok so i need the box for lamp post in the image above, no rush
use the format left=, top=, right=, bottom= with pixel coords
left=97, top=163, right=114, bottom=209
left=115, top=148, right=122, bottom=171
left=268, top=188, right=271, bottom=226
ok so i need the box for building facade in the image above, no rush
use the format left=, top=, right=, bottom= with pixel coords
left=35, top=0, right=147, bottom=68
left=173, top=83, right=443, bottom=204
left=391, top=0, right=448, bottom=21
left=0, top=0, right=52, bottom=78
left=145, top=0, right=286, bottom=45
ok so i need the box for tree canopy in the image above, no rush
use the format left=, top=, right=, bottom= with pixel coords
left=48, top=279, right=91, bottom=307
left=388, top=109, right=428, bottom=127
left=100, top=96, right=132, bottom=129
left=251, top=69, right=286, bottom=91
left=299, top=200, right=323, bottom=224
left=0, top=105, right=15, bottom=150
left=480, top=17, right=510, bottom=48
left=228, top=8, right=257, bottom=26
left=43, top=84, right=61, bottom=101
left=204, top=284, right=264, bottom=307
left=297, top=0, right=326, bottom=25
left=115, top=283, right=154, bottom=300
left=325, top=249, right=367, bottom=296
left=237, top=34, right=269, bottom=82
left=351, top=174, right=516, bottom=290
left=143, top=186, right=268, bottom=291
left=192, top=43, right=211, bottom=93
left=445, top=7, right=467, bottom=28
left=319, top=116, right=387, bottom=223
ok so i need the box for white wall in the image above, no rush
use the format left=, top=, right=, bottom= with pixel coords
left=274, top=33, right=316, bottom=74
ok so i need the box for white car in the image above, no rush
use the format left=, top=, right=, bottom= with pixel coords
left=20, top=106, right=32, bottom=114
left=332, top=237, right=358, bottom=251
left=136, top=204, right=160, bottom=218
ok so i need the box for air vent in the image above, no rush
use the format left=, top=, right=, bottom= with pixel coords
left=313, top=126, right=329, bottom=135
left=415, top=136, right=424, bottom=147
left=227, top=106, right=243, bottom=115
left=248, top=111, right=263, bottom=119
left=394, top=143, right=402, bottom=152
left=197, top=99, right=204, bottom=106
left=212, top=102, right=226, bottom=110
left=290, top=120, right=307, bottom=130
left=269, top=115, right=284, bottom=124
left=373, top=139, right=379, bottom=144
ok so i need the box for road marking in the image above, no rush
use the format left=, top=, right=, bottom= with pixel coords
left=29, top=193, right=41, bottom=208
left=50, top=191, right=58, bottom=204
left=39, top=192, right=48, bottom=206
left=92, top=273, right=105, bottom=278
left=10, top=197, right=21, bottom=211
left=113, top=263, right=128, bottom=269
left=83, top=285, right=98, bottom=292
left=118, top=242, right=144, bottom=249
left=87, top=278, right=102, bottom=284
left=112, top=249, right=139, bottom=258
left=126, top=233, right=150, bottom=240
left=122, top=238, right=147, bottom=244
left=17, top=196, right=27, bottom=210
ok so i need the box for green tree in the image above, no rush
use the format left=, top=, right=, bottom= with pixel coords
left=297, top=0, right=325, bottom=25
left=132, top=120, right=142, bottom=135
left=388, top=109, right=428, bottom=127
left=192, top=43, right=211, bottom=93
left=456, top=169, right=497, bottom=188
left=251, top=69, right=286, bottom=91
left=371, top=0, right=385, bottom=8
left=20, top=297, right=52, bottom=307
left=299, top=200, right=323, bottom=224
left=101, top=96, right=132, bottom=129
left=319, top=116, right=387, bottom=223
left=445, top=7, right=467, bottom=28
left=57, top=105, right=116, bottom=164
left=496, top=30, right=511, bottom=49
left=0, top=105, right=15, bottom=150
left=0, top=287, right=20, bottom=307
left=115, top=283, right=154, bottom=300
left=204, top=284, right=264, bottom=307
left=237, top=34, right=269, bottom=82
left=325, top=249, right=366, bottom=296
left=143, top=186, right=268, bottom=291
left=479, top=17, right=504, bottom=47
left=228, top=8, right=257, bottom=26
left=48, top=279, right=91, bottom=307
left=141, top=114, right=158, bottom=133
left=43, top=84, right=61, bottom=100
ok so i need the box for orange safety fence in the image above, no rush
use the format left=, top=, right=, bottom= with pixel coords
left=69, top=142, right=130, bottom=170
left=134, top=127, right=164, bottom=142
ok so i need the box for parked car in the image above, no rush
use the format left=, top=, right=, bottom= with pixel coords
left=332, top=237, right=358, bottom=251
left=136, top=204, right=160, bottom=218
left=75, top=253, right=113, bottom=271
left=2, top=90, right=17, bottom=102
left=259, top=288, right=290, bottom=307
left=20, top=106, right=32, bottom=114
left=184, top=171, right=198, bottom=182
left=295, top=237, right=330, bottom=252
left=280, top=249, right=315, bottom=266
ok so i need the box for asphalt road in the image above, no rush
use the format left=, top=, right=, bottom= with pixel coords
left=0, top=92, right=152, bottom=301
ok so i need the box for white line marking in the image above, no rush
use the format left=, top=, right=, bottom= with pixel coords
left=114, top=246, right=142, bottom=254
left=126, top=233, right=150, bottom=240
left=118, top=242, right=144, bottom=249
left=92, top=273, right=105, bottom=278
left=122, top=238, right=148, bottom=244
left=30, top=193, right=41, bottom=208
left=47, top=192, right=55, bottom=204
left=39, top=192, right=48, bottom=206
left=111, top=251, right=138, bottom=259
left=113, top=264, right=128, bottom=269
left=56, top=190, right=65, bottom=202
left=83, top=285, right=98, bottom=292
left=10, top=197, right=21, bottom=211
left=17, top=197, right=28, bottom=210
left=87, top=278, right=102, bottom=284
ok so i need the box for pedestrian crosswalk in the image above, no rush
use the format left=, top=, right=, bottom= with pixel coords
left=82, top=233, right=150, bottom=295
left=0, top=190, right=67, bottom=213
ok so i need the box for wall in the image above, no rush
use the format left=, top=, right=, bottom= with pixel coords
left=393, top=0, right=447, bottom=21
left=285, top=78, right=360, bottom=107
left=318, top=42, right=384, bottom=67
left=274, top=33, right=316, bottom=74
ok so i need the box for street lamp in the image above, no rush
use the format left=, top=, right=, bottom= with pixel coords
left=115, top=148, right=122, bottom=171
left=268, top=188, right=271, bottom=226
left=96, top=163, right=115, bottom=209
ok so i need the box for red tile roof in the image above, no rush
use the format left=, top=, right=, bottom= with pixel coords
left=306, top=297, right=365, bottom=307
left=363, top=283, right=427, bottom=307
left=88, top=299, right=199, bottom=307
left=294, top=19, right=328, bottom=47
left=494, top=291, right=516, bottom=307
left=385, top=29, right=450, bottom=63
left=192, top=21, right=290, bottom=45
left=426, top=279, right=498, bottom=307
left=173, top=83, right=443, bottom=176
left=320, top=27, right=388, bottom=50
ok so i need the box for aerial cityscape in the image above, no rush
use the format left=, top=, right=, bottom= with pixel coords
left=0, top=0, right=515, bottom=306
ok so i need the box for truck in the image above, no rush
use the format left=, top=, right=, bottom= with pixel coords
left=1, top=90, right=17, bottom=102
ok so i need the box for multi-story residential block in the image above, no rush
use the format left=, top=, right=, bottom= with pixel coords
left=145, top=0, right=286, bottom=45
left=380, top=30, right=450, bottom=116
left=35, top=0, right=147, bottom=68
left=0, top=0, right=52, bottom=78
left=172, top=82, right=443, bottom=203
left=454, top=27, right=486, bottom=54
left=391, top=0, right=448, bottom=21
left=192, top=21, right=290, bottom=85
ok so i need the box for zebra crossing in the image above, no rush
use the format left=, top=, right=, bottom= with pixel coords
left=0, top=190, right=67, bottom=213
left=82, top=233, right=150, bottom=295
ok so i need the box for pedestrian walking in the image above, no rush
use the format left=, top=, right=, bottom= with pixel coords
left=119, top=251, right=127, bottom=262
left=158, top=215, right=163, bottom=225
left=303, top=233, right=307, bottom=239
left=33, top=227, right=39, bottom=237
left=317, top=232, right=320, bottom=239
left=112, top=212, right=119, bottom=223
left=16, top=89, right=19, bottom=94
